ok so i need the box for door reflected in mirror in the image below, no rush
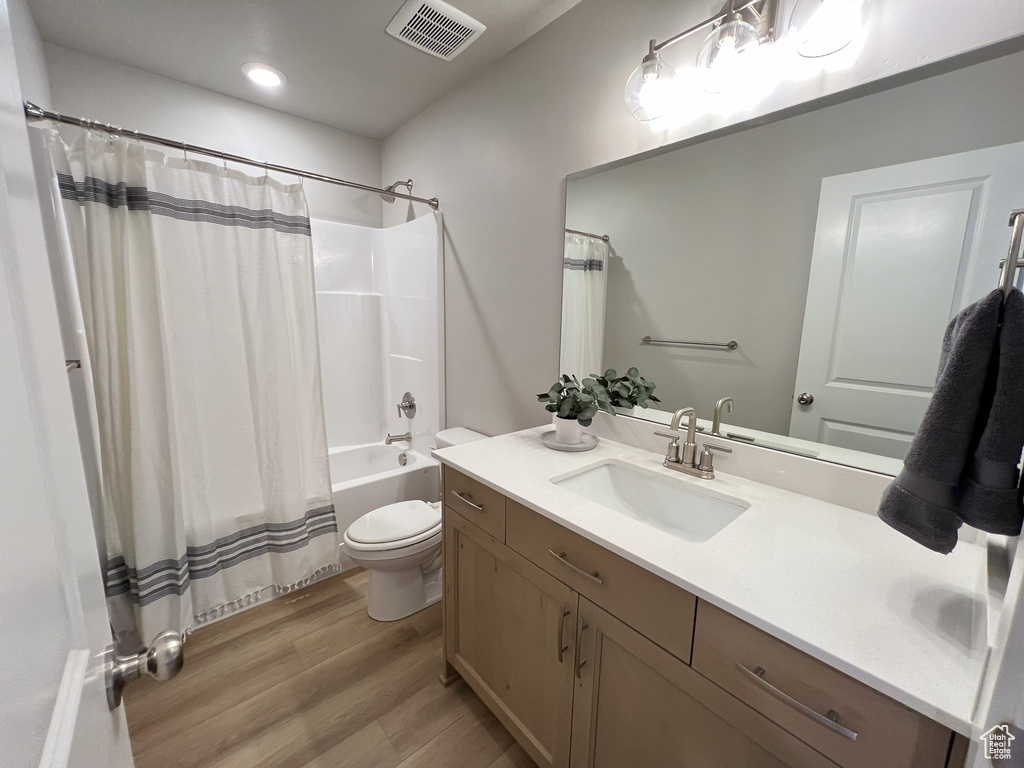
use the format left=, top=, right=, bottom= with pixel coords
left=560, top=49, right=1024, bottom=475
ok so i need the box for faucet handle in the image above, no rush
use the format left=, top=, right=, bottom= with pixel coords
left=698, top=443, right=733, bottom=473
left=703, top=443, right=733, bottom=453
left=655, top=431, right=682, bottom=464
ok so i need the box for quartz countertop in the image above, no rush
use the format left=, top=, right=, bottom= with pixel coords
left=433, top=427, right=989, bottom=736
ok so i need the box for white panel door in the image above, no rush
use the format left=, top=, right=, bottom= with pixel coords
left=0, top=2, right=135, bottom=765
left=790, top=143, right=1024, bottom=459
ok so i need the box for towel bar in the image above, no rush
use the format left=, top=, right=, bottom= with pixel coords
left=641, top=336, right=738, bottom=351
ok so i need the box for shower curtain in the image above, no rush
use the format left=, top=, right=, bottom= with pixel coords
left=32, top=127, right=339, bottom=645
left=559, top=232, right=609, bottom=379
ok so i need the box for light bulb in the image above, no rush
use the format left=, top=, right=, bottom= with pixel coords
left=624, top=56, right=677, bottom=121
left=697, top=19, right=760, bottom=94
left=241, top=62, right=286, bottom=88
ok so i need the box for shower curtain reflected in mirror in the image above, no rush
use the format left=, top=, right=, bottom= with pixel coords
left=559, top=232, right=609, bottom=380
left=32, top=127, right=339, bottom=647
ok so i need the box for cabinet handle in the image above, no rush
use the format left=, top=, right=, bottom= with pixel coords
left=556, top=605, right=570, bottom=663
left=548, top=550, right=603, bottom=585
left=575, top=620, right=589, bottom=678
left=737, top=664, right=858, bottom=741
left=450, top=490, right=483, bottom=512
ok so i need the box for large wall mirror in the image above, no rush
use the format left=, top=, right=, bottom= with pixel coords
left=561, top=48, right=1024, bottom=476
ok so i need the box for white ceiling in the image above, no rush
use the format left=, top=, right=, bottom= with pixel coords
left=26, top=0, right=582, bottom=140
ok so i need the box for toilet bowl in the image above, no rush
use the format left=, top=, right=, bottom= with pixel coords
left=343, top=427, right=487, bottom=621
left=343, top=500, right=443, bottom=621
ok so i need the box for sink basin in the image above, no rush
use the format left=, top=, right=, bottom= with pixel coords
left=551, top=459, right=749, bottom=543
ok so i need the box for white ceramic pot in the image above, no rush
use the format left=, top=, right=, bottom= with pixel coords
left=553, top=415, right=584, bottom=445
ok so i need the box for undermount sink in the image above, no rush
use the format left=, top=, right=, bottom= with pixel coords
left=551, top=459, right=750, bottom=543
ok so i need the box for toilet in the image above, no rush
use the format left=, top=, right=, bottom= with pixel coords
left=343, top=427, right=487, bottom=621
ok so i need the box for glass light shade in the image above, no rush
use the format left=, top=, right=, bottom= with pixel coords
left=696, top=19, right=760, bottom=94
left=624, top=57, right=677, bottom=121
left=790, top=0, right=862, bottom=58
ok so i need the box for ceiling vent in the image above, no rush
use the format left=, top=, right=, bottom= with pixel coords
left=385, top=0, right=486, bottom=61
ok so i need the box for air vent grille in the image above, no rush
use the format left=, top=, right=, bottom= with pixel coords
left=386, top=0, right=486, bottom=61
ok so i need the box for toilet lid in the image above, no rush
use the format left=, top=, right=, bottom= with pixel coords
left=346, top=500, right=441, bottom=545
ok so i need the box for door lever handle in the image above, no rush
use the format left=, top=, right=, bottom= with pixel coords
left=105, top=630, right=184, bottom=709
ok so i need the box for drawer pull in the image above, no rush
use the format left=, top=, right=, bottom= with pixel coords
left=738, top=664, right=858, bottom=742
left=548, top=550, right=603, bottom=585
left=556, top=605, right=570, bottom=663
left=450, top=490, right=483, bottom=512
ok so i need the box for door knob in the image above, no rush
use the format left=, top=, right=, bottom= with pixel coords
left=105, top=630, right=184, bottom=709
left=797, top=392, right=814, bottom=406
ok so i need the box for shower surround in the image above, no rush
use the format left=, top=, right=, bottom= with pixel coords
left=312, top=213, right=444, bottom=565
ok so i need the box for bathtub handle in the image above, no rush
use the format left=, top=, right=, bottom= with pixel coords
left=450, top=490, right=484, bottom=512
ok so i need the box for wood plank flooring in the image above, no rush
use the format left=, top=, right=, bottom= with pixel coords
left=124, top=569, right=534, bottom=768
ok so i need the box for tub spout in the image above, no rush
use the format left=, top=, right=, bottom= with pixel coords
left=385, top=432, right=412, bottom=445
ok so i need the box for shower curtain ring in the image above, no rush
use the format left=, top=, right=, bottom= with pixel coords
left=264, top=160, right=270, bottom=178
left=182, top=141, right=188, bottom=163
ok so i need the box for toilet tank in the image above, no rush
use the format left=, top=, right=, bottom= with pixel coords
left=435, top=427, right=487, bottom=448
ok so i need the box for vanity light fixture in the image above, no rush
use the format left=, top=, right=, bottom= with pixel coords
left=625, top=0, right=778, bottom=118
left=241, top=62, right=286, bottom=88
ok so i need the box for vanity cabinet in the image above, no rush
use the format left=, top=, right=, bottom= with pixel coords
left=691, top=602, right=953, bottom=768
left=506, top=498, right=696, bottom=664
left=443, top=510, right=576, bottom=768
left=440, top=466, right=963, bottom=768
left=570, top=599, right=840, bottom=768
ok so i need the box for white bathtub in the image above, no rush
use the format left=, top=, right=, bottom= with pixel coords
left=329, top=443, right=440, bottom=570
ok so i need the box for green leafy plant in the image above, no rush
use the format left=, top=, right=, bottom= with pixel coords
left=536, top=374, right=616, bottom=427
left=592, top=368, right=661, bottom=409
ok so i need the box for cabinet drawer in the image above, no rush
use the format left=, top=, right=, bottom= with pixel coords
left=505, top=500, right=696, bottom=664
left=443, top=466, right=505, bottom=541
left=691, top=601, right=952, bottom=768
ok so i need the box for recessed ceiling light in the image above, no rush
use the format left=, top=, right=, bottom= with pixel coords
left=241, top=62, right=285, bottom=88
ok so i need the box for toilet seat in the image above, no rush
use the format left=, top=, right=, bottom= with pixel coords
left=344, top=500, right=442, bottom=553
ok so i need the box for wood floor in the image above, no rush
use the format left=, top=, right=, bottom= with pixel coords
left=124, top=569, right=534, bottom=768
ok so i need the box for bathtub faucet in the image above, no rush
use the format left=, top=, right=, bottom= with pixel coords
left=385, top=432, right=412, bottom=445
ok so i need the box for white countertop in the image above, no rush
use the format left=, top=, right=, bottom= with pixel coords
left=434, top=427, right=990, bottom=736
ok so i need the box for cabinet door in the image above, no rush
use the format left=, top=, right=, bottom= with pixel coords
left=570, top=599, right=841, bottom=768
left=445, top=510, right=577, bottom=768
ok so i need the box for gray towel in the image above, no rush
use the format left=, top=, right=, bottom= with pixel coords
left=958, top=289, right=1024, bottom=536
left=879, top=289, right=1003, bottom=553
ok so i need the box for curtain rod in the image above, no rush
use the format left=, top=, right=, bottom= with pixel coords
left=24, top=102, right=439, bottom=210
left=565, top=227, right=610, bottom=243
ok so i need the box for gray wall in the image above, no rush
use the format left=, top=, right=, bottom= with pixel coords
left=381, top=0, right=1024, bottom=438
left=43, top=45, right=384, bottom=227
left=9, top=0, right=50, bottom=106
left=566, top=50, right=1024, bottom=434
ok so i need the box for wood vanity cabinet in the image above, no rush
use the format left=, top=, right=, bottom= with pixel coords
left=570, top=598, right=841, bottom=768
left=443, top=510, right=577, bottom=768
left=440, top=466, right=963, bottom=768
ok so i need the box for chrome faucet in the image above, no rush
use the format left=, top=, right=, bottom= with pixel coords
left=712, top=397, right=733, bottom=436
left=657, top=407, right=732, bottom=479
left=385, top=432, right=412, bottom=445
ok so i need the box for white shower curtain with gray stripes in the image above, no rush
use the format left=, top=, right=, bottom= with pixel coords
left=559, top=232, right=609, bottom=380
left=33, top=127, right=339, bottom=646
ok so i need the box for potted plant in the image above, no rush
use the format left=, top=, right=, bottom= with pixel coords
left=593, top=368, right=661, bottom=412
left=537, top=374, right=615, bottom=444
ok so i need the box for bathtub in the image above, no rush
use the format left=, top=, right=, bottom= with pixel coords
left=329, top=442, right=440, bottom=570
